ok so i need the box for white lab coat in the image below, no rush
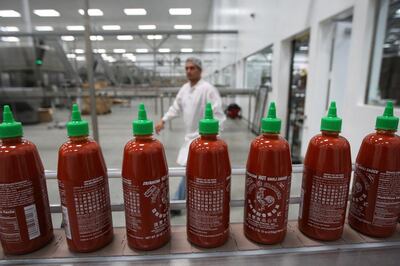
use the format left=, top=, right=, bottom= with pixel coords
left=162, top=79, right=226, bottom=166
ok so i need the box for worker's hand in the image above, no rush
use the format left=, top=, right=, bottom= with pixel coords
left=155, top=120, right=165, bottom=134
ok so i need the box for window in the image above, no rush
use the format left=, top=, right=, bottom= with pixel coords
left=367, top=0, right=400, bottom=106
left=244, top=46, right=273, bottom=89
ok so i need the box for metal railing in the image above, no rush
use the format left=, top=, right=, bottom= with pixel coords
left=46, top=164, right=306, bottom=213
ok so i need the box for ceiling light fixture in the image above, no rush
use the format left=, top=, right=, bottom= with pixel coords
left=136, top=48, right=148, bottom=53
left=138, top=25, right=156, bottom=30
left=102, top=25, right=121, bottom=30
left=124, top=8, right=147, bottom=15
left=61, top=35, right=75, bottom=41
left=177, top=35, right=192, bottom=40
left=169, top=8, right=191, bottom=15
left=158, top=48, right=170, bottom=53
left=0, top=26, right=19, bottom=32
left=67, top=54, right=76, bottom=58
left=75, top=49, right=84, bottom=54
left=147, top=35, right=162, bottom=40
left=117, top=35, right=134, bottom=40
left=0, top=10, right=21, bottom=17
left=33, top=9, right=60, bottom=17
left=174, top=24, right=192, bottom=30
left=1, top=37, right=19, bottom=42
left=113, top=49, right=126, bottom=53
left=90, top=35, right=104, bottom=41
left=35, top=26, right=54, bottom=31
left=94, top=48, right=106, bottom=53
left=181, top=48, right=193, bottom=53
left=67, top=25, right=85, bottom=31
left=78, top=9, right=103, bottom=16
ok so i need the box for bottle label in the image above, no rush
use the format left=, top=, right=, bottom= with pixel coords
left=349, top=164, right=400, bottom=227
left=187, top=176, right=231, bottom=238
left=0, top=180, right=40, bottom=243
left=122, top=175, right=170, bottom=240
left=300, top=169, right=350, bottom=231
left=58, top=176, right=112, bottom=242
left=244, top=171, right=291, bottom=234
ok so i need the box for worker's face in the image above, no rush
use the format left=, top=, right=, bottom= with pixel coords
left=185, top=62, right=202, bottom=82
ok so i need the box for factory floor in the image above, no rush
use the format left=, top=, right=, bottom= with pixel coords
left=24, top=99, right=302, bottom=227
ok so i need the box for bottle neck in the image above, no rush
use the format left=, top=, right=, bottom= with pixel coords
left=134, top=134, right=154, bottom=141
left=262, top=132, right=280, bottom=139
left=200, top=134, right=218, bottom=140
left=376, top=129, right=396, bottom=136
left=68, top=135, right=90, bottom=142
left=321, top=130, right=340, bottom=137
left=0, top=137, right=22, bottom=144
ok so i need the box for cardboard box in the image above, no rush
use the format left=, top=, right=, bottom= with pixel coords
left=38, top=108, right=53, bottom=123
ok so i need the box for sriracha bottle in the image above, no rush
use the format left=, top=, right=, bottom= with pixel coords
left=348, top=101, right=400, bottom=238
left=298, top=102, right=352, bottom=241
left=186, top=102, right=231, bottom=248
left=0, top=105, right=53, bottom=255
left=244, top=102, right=292, bottom=244
left=122, top=103, right=171, bottom=250
left=57, top=104, right=113, bottom=252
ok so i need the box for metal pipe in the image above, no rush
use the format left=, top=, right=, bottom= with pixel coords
left=83, top=0, right=99, bottom=142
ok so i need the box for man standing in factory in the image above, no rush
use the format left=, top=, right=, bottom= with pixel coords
left=155, top=57, right=225, bottom=215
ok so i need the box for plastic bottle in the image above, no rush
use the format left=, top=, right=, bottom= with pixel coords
left=244, top=102, right=292, bottom=244
left=348, top=101, right=400, bottom=237
left=298, top=102, right=352, bottom=241
left=57, top=104, right=113, bottom=252
left=186, top=102, right=231, bottom=248
left=122, top=103, right=170, bottom=250
left=0, top=105, right=53, bottom=255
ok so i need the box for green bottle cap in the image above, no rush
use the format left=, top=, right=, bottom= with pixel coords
left=133, top=103, right=153, bottom=135
left=199, top=102, right=219, bottom=135
left=375, top=101, right=398, bottom=131
left=261, top=102, right=281, bottom=133
left=320, top=101, right=342, bottom=132
left=0, top=105, right=23, bottom=139
left=67, top=104, right=89, bottom=137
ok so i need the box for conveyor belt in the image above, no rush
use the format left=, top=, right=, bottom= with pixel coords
left=1, top=221, right=400, bottom=265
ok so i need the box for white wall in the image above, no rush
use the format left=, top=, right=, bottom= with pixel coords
left=205, top=0, right=400, bottom=161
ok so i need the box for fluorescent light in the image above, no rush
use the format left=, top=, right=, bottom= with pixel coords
left=123, top=53, right=134, bottom=57
left=75, top=49, right=84, bottom=54
left=174, top=24, right=192, bottom=30
left=33, top=9, right=60, bottom=17
left=177, top=35, right=192, bottom=40
left=90, top=35, right=104, bottom=41
left=67, top=54, right=76, bottom=58
left=383, top=43, right=391, bottom=48
left=124, top=8, right=147, bottom=15
left=136, top=48, right=148, bottom=53
left=35, top=26, right=53, bottom=31
left=78, top=9, right=103, bottom=16
left=181, top=48, right=193, bottom=53
left=299, top=46, right=309, bottom=51
left=102, top=25, right=121, bottom=30
left=147, top=35, right=162, bottom=40
left=76, top=56, right=85, bottom=61
left=169, top=8, right=191, bottom=15
left=0, top=10, right=21, bottom=17
left=113, top=49, right=126, bottom=53
left=67, top=25, right=85, bottom=31
left=1, top=37, right=19, bottom=42
left=117, top=35, right=133, bottom=40
left=61, top=35, right=75, bottom=41
left=94, top=48, right=106, bottom=53
left=107, top=58, right=116, bottom=63
left=0, top=26, right=19, bottom=32
left=138, top=25, right=156, bottom=30
left=158, top=48, right=170, bottom=53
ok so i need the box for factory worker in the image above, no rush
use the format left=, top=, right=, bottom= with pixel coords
left=155, top=57, right=225, bottom=214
